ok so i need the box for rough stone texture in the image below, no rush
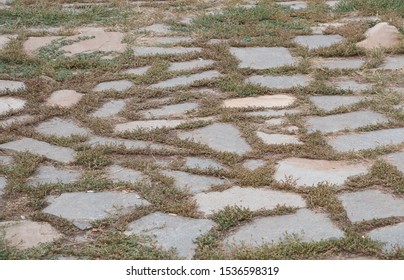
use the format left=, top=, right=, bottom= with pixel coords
left=194, top=186, right=305, bottom=215
left=93, top=80, right=133, bottom=92
left=0, top=34, right=15, bottom=50
left=257, top=131, right=303, bottom=145
left=327, top=128, right=404, bottom=152
left=305, top=110, right=388, bottom=133
left=91, top=100, right=126, bottom=118
left=141, top=102, right=198, bottom=119
left=0, top=138, right=76, bottom=163
left=246, top=75, right=312, bottom=89
left=149, top=70, right=222, bottom=89
left=334, top=80, right=372, bottom=92
left=178, top=123, right=252, bottom=155
left=224, top=209, right=344, bottom=247
left=380, top=56, right=404, bottom=70
left=86, top=136, right=174, bottom=151
left=184, top=157, right=225, bottom=170
left=309, top=95, right=366, bottom=112
left=246, top=109, right=301, bottom=117
left=315, top=58, right=365, bottom=69
left=124, top=212, right=215, bottom=259
left=168, top=59, right=215, bottom=71
left=0, top=220, right=62, bottom=250
left=229, top=47, right=296, bottom=69
left=106, top=165, right=144, bottom=183
left=139, top=37, right=192, bottom=46
left=274, top=157, right=370, bottom=187
left=243, top=159, right=266, bottom=170
left=0, top=155, right=13, bottom=165
left=23, top=36, right=61, bottom=56
left=368, top=222, right=404, bottom=252
left=133, top=47, right=202, bottom=56
left=124, top=66, right=151, bottom=75
left=0, top=80, right=26, bottom=94
left=35, top=118, right=90, bottom=137
left=0, top=97, right=26, bottom=116
left=43, top=192, right=150, bottom=229
left=293, top=35, right=344, bottom=50
left=0, top=114, right=34, bottom=128
left=0, top=176, right=6, bottom=195
left=46, top=90, right=83, bottom=108
left=339, top=190, right=404, bottom=222
left=115, top=119, right=186, bottom=132
left=139, top=23, right=171, bottom=34
left=162, top=170, right=225, bottom=193
left=383, top=151, right=404, bottom=174
left=27, top=165, right=82, bottom=187
left=356, top=22, right=401, bottom=50
left=265, top=118, right=285, bottom=126
left=277, top=1, right=307, bottom=10
left=223, top=95, right=296, bottom=109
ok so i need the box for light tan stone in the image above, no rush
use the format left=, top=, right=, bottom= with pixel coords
left=46, top=90, right=83, bottom=108
left=357, top=22, right=402, bottom=49
left=223, top=95, right=296, bottom=108
left=23, top=36, right=61, bottom=56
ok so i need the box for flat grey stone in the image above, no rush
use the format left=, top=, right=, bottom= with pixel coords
left=0, top=155, right=13, bottom=165
left=327, top=128, right=404, bottom=152
left=0, top=97, right=26, bottom=116
left=315, top=58, right=365, bottom=69
left=46, top=90, right=83, bottom=108
left=274, top=157, right=370, bottom=187
left=162, top=170, right=225, bottom=194
left=91, top=100, right=126, bottom=118
left=246, top=109, right=301, bottom=117
left=326, top=1, right=340, bottom=7
left=368, top=222, right=404, bottom=252
left=309, top=95, right=366, bottom=111
left=86, top=136, right=174, bottom=151
left=27, top=165, right=82, bottom=187
left=283, top=125, right=299, bottom=133
left=257, top=131, right=303, bottom=145
left=243, top=159, right=266, bottom=171
left=106, top=165, right=143, bottom=183
left=184, top=157, right=225, bottom=170
left=133, top=47, right=202, bottom=56
left=168, top=59, right=215, bottom=71
left=124, top=66, right=151, bottom=75
left=0, top=176, right=6, bottom=195
left=149, top=70, right=222, bottom=89
left=339, top=190, right=404, bottom=222
left=266, top=118, right=286, bottom=126
left=277, top=1, right=307, bottom=10
left=115, top=119, right=186, bottom=132
left=0, top=114, right=34, bottom=128
left=0, top=80, right=26, bottom=95
left=194, top=186, right=305, bottom=215
left=139, top=23, right=171, bottom=34
left=141, top=102, right=198, bottom=119
left=35, top=118, right=90, bottom=137
left=246, top=75, right=312, bottom=89
left=178, top=123, right=252, bottom=155
left=293, top=35, right=344, bottom=50
left=305, top=110, right=388, bottom=133
left=394, top=104, right=404, bottom=111
left=230, top=47, right=296, bottom=69
left=380, top=56, right=404, bottom=70
left=334, top=80, right=372, bottom=92
left=146, top=37, right=193, bottom=45
left=223, top=95, right=296, bottom=108
left=224, top=209, right=344, bottom=247
left=383, top=151, right=404, bottom=174
left=124, top=212, right=215, bottom=259
left=93, top=80, right=133, bottom=92
left=0, top=35, right=14, bottom=50
left=0, top=138, right=76, bottom=163
left=43, top=192, right=150, bottom=229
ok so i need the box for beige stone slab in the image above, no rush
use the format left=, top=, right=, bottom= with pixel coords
left=357, top=22, right=402, bottom=50
left=223, top=95, right=296, bottom=108
left=46, top=90, right=84, bottom=108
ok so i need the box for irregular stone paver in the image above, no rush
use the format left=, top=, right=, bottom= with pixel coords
left=305, top=110, right=388, bottom=133
left=243, top=159, right=266, bottom=170
left=93, top=80, right=133, bottom=92
left=0, top=97, right=26, bottom=116
left=334, top=80, right=372, bottom=92
left=246, top=75, right=312, bottom=89
left=223, top=95, right=296, bottom=108
left=257, top=131, right=303, bottom=145
left=380, top=56, right=404, bottom=70
left=277, top=1, right=307, bottom=10
left=46, top=90, right=83, bottom=108
left=162, top=170, right=225, bottom=193
left=133, top=47, right=202, bottom=56
left=224, top=209, right=344, bottom=247
left=23, top=36, right=61, bottom=56
left=0, top=220, right=62, bottom=250
left=311, top=23, right=344, bottom=35
left=124, top=212, right=215, bottom=259
left=309, top=95, right=366, bottom=112
left=139, top=23, right=171, bottom=34
left=315, top=58, right=365, bottom=69
left=274, top=157, right=370, bottom=187
left=284, top=125, right=299, bottom=133
left=246, top=109, right=301, bottom=117
left=168, top=59, right=215, bottom=71
left=124, top=66, right=151, bottom=75
left=0, top=34, right=15, bottom=50
left=394, top=104, right=404, bottom=111
left=194, top=186, right=305, bottom=215
left=149, top=70, right=222, bottom=89
left=91, top=100, right=126, bottom=118
left=139, top=37, right=192, bottom=45
left=184, top=157, right=225, bottom=170
left=0, top=114, right=34, bottom=128
left=0, top=176, right=6, bottom=195
left=383, top=151, right=404, bottom=174
left=357, top=22, right=401, bottom=50
left=327, top=128, right=404, bottom=152
left=368, top=222, right=404, bottom=252
left=27, top=165, right=82, bottom=187
left=178, top=123, right=252, bottom=155
left=229, top=47, right=296, bottom=69
left=43, top=192, right=150, bottom=229
left=0, top=138, right=76, bottom=163
left=106, top=165, right=144, bottom=183
left=115, top=119, right=186, bottom=132
left=0, top=155, right=13, bottom=165
left=265, top=118, right=285, bottom=126
left=141, top=102, right=198, bottom=119
left=0, top=80, right=26, bottom=94
left=339, top=190, right=404, bottom=222
left=86, top=136, right=175, bottom=151
left=293, top=35, right=344, bottom=50
left=35, top=117, right=90, bottom=137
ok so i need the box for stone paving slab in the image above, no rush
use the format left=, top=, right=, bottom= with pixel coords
left=106, top=165, right=144, bottom=183
left=162, top=170, right=225, bottom=193
left=0, top=80, right=26, bottom=94
left=305, top=110, right=388, bottom=133
left=314, top=58, right=365, bottom=69
left=368, top=222, right=404, bottom=252
left=141, top=102, right=198, bottom=119
left=0, top=176, right=6, bottom=195
left=115, top=119, right=186, bottom=132
left=274, top=157, right=370, bottom=187
left=0, top=138, right=76, bottom=163
left=138, top=24, right=172, bottom=34
left=242, top=159, right=266, bottom=171
left=168, top=59, right=215, bottom=71
left=133, top=47, right=202, bottom=56
left=293, top=35, right=344, bottom=50
left=35, top=117, right=90, bottom=137
left=93, top=80, right=134, bottom=92
left=86, top=136, right=175, bottom=151
left=46, top=90, right=83, bottom=108
left=124, top=212, right=216, bottom=259
left=333, top=80, right=373, bottom=92
left=0, top=97, right=26, bottom=116
left=338, top=189, right=404, bottom=222
left=184, top=157, right=225, bottom=170
left=194, top=186, right=305, bottom=215
left=178, top=123, right=252, bottom=155
left=357, top=22, right=401, bottom=50
left=326, top=128, right=404, bottom=152
left=257, top=131, right=303, bottom=145
left=27, top=165, right=82, bottom=187
left=383, top=151, right=404, bottom=174
left=229, top=47, right=296, bottom=69
left=246, top=109, right=301, bottom=117
left=91, top=100, right=127, bottom=118
left=309, top=95, right=366, bottom=112
left=0, top=114, right=34, bottom=128
left=149, top=70, right=222, bottom=89
left=224, top=209, right=344, bottom=247
left=0, top=155, right=13, bottom=165
left=139, top=37, right=193, bottom=46
left=246, top=75, right=312, bottom=89
left=124, top=66, right=151, bottom=75
left=380, top=56, right=404, bottom=70
left=265, top=118, right=285, bottom=126
left=277, top=1, right=307, bottom=10
left=43, top=192, right=150, bottom=229
left=223, top=95, right=296, bottom=108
